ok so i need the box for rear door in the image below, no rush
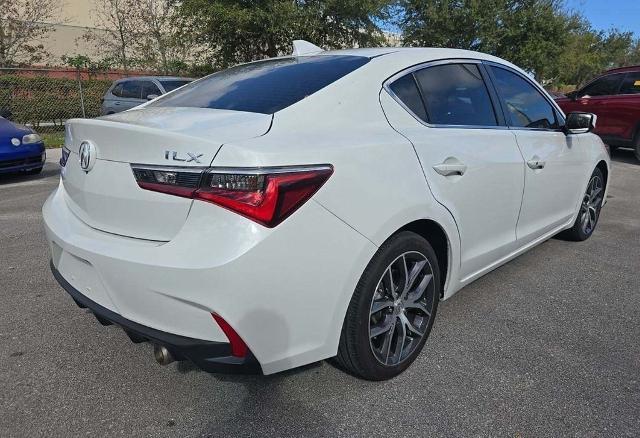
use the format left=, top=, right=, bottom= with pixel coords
left=383, top=61, right=525, bottom=279
left=141, top=80, right=162, bottom=100
left=605, top=71, right=640, bottom=141
left=487, top=65, right=587, bottom=243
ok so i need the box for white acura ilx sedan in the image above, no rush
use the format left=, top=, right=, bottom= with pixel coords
left=44, top=42, right=610, bottom=380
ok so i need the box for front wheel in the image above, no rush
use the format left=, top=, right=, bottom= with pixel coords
left=334, top=231, right=440, bottom=380
left=561, top=167, right=605, bottom=241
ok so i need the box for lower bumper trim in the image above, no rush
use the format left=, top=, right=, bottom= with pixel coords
left=50, top=260, right=263, bottom=375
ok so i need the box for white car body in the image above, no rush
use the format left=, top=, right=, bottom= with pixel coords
left=43, top=47, right=610, bottom=375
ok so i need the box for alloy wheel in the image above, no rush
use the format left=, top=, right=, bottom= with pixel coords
left=368, top=251, right=436, bottom=366
left=580, top=174, right=603, bottom=235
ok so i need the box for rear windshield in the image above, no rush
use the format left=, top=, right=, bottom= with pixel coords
left=159, top=79, right=192, bottom=92
left=148, top=55, right=370, bottom=114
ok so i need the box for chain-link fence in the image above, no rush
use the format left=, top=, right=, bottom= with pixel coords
left=0, top=68, right=131, bottom=147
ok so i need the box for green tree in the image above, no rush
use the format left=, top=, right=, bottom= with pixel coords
left=84, top=0, right=140, bottom=72
left=178, top=0, right=393, bottom=69
left=399, top=0, right=575, bottom=81
left=133, top=0, right=194, bottom=75
left=555, top=19, right=639, bottom=88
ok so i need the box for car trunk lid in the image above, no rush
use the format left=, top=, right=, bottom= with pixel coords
left=61, top=107, right=272, bottom=241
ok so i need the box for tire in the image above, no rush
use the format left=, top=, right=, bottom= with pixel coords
left=561, top=167, right=605, bottom=241
left=334, top=231, right=440, bottom=380
left=635, top=136, right=640, bottom=162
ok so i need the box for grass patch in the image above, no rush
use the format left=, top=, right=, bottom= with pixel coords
left=41, top=131, right=65, bottom=149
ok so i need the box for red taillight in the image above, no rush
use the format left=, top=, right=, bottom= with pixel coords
left=132, top=165, right=333, bottom=227
left=211, top=313, right=248, bottom=358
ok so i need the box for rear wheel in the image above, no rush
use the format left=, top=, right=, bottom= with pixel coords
left=561, top=167, right=605, bottom=241
left=335, top=231, right=440, bottom=380
left=635, top=135, right=640, bottom=162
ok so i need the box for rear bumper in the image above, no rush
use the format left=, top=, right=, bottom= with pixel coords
left=43, top=181, right=376, bottom=374
left=51, top=260, right=262, bottom=374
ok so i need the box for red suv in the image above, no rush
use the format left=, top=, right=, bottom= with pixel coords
left=556, top=66, right=640, bottom=160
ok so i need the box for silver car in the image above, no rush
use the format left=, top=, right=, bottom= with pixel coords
left=100, top=76, right=192, bottom=115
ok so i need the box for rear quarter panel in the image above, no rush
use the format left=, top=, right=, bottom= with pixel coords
left=211, top=56, right=462, bottom=298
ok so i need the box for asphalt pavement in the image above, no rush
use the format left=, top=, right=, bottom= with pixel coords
left=1, top=148, right=639, bottom=437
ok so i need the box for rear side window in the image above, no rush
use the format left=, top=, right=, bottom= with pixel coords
left=148, top=55, right=370, bottom=114
left=413, top=64, right=497, bottom=126
left=141, top=81, right=161, bottom=98
left=388, top=74, right=427, bottom=121
left=579, top=73, right=624, bottom=97
left=620, top=72, right=640, bottom=95
left=491, top=67, right=558, bottom=129
left=121, top=81, right=142, bottom=99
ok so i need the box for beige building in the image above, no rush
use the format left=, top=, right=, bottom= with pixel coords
left=37, top=0, right=105, bottom=65
left=35, top=1, right=401, bottom=66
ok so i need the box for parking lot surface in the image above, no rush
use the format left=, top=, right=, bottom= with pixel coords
left=1, top=148, right=639, bottom=437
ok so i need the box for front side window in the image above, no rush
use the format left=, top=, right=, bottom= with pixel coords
left=579, top=73, right=625, bottom=97
left=148, top=55, right=370, bottom=114
left=619, top=72, right=640, bottom=95
left=111, top=83, right=124, bottom=98
left=413, top=63, right=497, bottom=126
left=491, top=67, right=558, bottom=129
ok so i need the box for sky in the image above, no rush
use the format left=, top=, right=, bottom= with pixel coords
left=565, top=0, right=640, bottom=35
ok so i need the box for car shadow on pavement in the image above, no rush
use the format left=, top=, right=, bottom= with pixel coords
left=175, top=308, right=372, bottom=436
left=0, top=163, right=59, bottom=186
left=609, top=147, right=638, bottom=165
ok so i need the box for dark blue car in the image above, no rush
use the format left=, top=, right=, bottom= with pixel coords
left=0, top=116, right=45, bottom=175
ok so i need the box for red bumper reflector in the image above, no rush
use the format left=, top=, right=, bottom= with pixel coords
left=211, top=313, right=248, bottom=358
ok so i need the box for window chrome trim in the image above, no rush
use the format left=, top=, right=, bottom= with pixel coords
left=382, top=58, right=508, bottom=130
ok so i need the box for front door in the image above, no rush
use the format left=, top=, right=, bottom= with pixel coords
left=488, top=65, right=588, bottom=243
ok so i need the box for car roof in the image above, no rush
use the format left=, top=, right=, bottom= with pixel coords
left=315, top=47, right=520, bottom=70
left=116, top=76, right=193, bottom=83
left=302, top=47, right=524, bottom=84
left=319, top=46, right=507, bottom=61
left=604, top=65, right=640, bottom=74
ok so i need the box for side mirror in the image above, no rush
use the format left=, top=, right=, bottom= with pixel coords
left=146, top=94, right=159, bottom=101
left=564, top=112, right=596, bottom=135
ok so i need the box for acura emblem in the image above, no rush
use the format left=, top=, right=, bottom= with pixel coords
left=79, top=141, right=96, bottom=172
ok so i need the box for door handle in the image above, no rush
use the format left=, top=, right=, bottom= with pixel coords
left=526, top=158, right=545, bottom=169
left=433, top=161, right=467, bottom=176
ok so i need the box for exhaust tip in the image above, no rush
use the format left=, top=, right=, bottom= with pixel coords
left=154, top=345, right=174, bottom=366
